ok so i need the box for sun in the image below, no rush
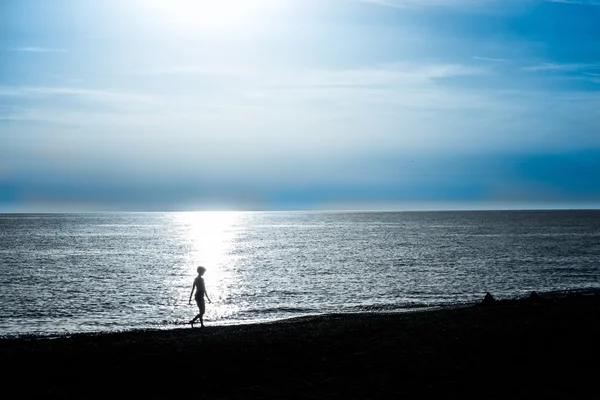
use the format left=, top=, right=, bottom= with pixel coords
left=141, top=0, right=277, bottom=32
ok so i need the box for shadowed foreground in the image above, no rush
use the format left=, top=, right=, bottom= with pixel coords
left=2, top=291, right=599, bottom=399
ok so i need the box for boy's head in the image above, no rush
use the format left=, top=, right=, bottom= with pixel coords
left=197, top=266, right=206, bottom=275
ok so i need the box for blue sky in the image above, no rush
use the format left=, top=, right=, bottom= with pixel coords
left=1, top=0, right=599, bottom=211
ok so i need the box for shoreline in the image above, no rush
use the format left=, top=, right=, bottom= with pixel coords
left=4, top=287, right=599, bottom=341
left=2, top=288, right=599, bottom=399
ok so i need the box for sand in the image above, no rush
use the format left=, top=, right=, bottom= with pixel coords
left=2, top=290, right=599, bottom=399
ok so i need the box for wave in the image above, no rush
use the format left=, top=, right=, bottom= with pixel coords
left=342, top=302, right=449, bottom=313
left=243, top=306, right=319, bottom=315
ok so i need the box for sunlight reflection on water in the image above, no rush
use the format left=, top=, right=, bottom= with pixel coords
left=170, top=211, right=243, bottom=322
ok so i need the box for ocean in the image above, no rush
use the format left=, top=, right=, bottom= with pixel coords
left=1, top=210, right=599, bottom=338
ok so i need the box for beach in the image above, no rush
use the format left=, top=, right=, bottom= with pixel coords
left=2, top=290, right=599, bottom=399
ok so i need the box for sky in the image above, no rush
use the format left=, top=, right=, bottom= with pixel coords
left=1, top=0, right=599, bottom=212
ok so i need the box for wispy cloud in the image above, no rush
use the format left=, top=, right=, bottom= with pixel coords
left=0, top=86, right=155, bottom=113
left=543, top=0, right=600, bottom=5
left=357, top=0, right=411, bottom=7
left=43, top=73, right=84, bottom=84
left=358, top=0, right=492, bottom=7
left=134, top=66, right=227, bottom=75
left=127, top=62, right=488, bottom=96
left=360, top=0, right=600, bottom=7
left=9, top=46, right=69, bottom=53
left=472, top=56, right=508, bottom=63
left=524, top=62, right=600, bottom=72
left=264, top=62, right=489, bottom=89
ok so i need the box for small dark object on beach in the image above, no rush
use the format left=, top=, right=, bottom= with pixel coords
left=529, top=291, right=540, bottom=301
left=482, top=292, right=495, bottom=305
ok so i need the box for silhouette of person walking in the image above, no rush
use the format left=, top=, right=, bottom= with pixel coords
left=188, top=266, right=211, bottom=328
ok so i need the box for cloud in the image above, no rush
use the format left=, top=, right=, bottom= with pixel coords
left=131, top=62, right=487, bottom=89
left=472, top=56, right=509, bottom=62
left=9, top=47, right=68, bottom=53
left=523, top=62, right=600, bottom=72
left=133, top=65, right=239, bottom=76
left=359, top=0, right=600, bottom=7
left=523, top=63, right=600, bottom=83
left=543, top=0, right=600, bottom=4
left=258, top=62, right=489, bottom=91
left=358, top=0, right=495, bottom=7
left=2, top=60, right=598, bottom=177
left=0, top=86, right=158, bottom=128
left=0, top=86, right=154, bottom=106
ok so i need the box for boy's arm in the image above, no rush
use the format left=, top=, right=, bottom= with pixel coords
left=203, top=281, right=211, bottom=303
left=189, top=282, right=196, bottom=304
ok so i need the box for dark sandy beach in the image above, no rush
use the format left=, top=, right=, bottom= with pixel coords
left=2, top=290, right=599, bottom=399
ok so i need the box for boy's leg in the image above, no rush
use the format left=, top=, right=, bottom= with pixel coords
left=200, top=299, right=206, bottom=327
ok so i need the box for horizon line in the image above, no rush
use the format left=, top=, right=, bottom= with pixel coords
left=1, top=206, right=599, bottom=214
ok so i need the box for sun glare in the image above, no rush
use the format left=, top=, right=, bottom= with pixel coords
left=175, top=211, right=239, bottom=270
left=141, top=0, right=278, bottom=32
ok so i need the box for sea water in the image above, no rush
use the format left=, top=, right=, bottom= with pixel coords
left=1, top=210, right=599, bottom=337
